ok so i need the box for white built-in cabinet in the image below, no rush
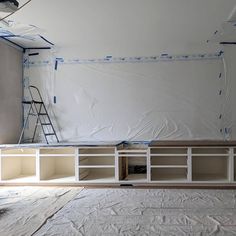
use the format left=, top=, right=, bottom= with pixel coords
left=0, top=144, right=235, bottom=185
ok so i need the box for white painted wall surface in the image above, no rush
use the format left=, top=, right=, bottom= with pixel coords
left=223, top=46, right=236, bottom=139
left=14, top=0, right=236, bottom=142
left=0, top=40, right=22, bottom=144
left=24, top=52, right=227, bottom=142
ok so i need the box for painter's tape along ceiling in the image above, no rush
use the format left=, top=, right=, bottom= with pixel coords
left=1, top=0, right=235, bottom=57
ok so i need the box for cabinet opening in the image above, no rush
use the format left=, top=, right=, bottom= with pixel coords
left=151, top=168, right=187, bottom=181
left=192, top=156, right=229, bottom=181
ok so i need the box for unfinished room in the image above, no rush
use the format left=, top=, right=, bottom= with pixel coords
left=1, top=0, right=236, bottom=235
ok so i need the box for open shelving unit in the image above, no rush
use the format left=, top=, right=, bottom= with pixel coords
left=150, top=147, right=188, bottom=182
left=39, top=148, right=76, bottom=182
left=78, top=147, right=116, bottom=182
left=192, top=147, right=230, bottom=182
left=118, top=149, right=147, bottom=182
left=0, top=141, right=235, bottom=185
left=1, top=149, right=37, bottom=182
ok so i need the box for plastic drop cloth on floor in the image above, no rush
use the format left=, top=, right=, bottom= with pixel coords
left=0, top=187, right=82, bottom=236
left=31, top=188, right=236, bottom=236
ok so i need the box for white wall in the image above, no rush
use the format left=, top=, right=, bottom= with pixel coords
left=223, top=46, right=236, bottom=139
left=17, top=0, right=236, bottom=142
left=0, top=40, right=23, bottom=144
left=24, top=51, right=227, bottom=142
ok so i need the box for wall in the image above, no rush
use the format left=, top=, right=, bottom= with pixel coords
left=223, top=46, right=236, bottom=139
left=0, top=40, right=23, bottom=144
left=24, top=51, right=229, bottom=142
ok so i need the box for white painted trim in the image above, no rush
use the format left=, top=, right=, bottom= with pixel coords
left=75, top=148, right=79, bottom=181
left=229, top=148, right=234, bottom=182
left=79, top=165, right=115, bottom=168
left=147, top=148, right=151, bottom=182
left=151, top=165, right=187, bottom=168
left=0, top=149, right=2, bottom=182
left=115, top=148, right=119, bottom=181
left=187, top=147, right=192, bottom=182
left=36, top=148, right=40, bottom=181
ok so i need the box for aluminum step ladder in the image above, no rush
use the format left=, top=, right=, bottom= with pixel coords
left=18, top=86, right=59, bottom=144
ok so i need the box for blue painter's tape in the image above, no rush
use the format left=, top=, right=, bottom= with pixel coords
left=54, top=60, right=58, bottom=70
left=56, top=57, right=64, bottom=62
left=28, top=52, right=39, bottom=56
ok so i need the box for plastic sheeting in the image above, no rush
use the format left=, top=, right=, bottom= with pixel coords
left=0, top=187, right=82, bottom=236
left=33, top=188, right=236, bottom=236
left=23, top=50, right=234, bottom=142
left=0, top=21, right=53, bottom=48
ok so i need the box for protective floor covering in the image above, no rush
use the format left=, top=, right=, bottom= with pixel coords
left=1, top=188, right=236, bottom=235
left=32, top=188, right=236, bottom=236
left=0, top=187, right=82, bottom=236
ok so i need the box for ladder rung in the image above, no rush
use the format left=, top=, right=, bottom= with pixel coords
left=22, top=101, right=32, bottom=104
left=45, top=133, right=56, bottom=136
left=29, top=113, right=37, bottom=116
left=38, top=113, right=47, bottom=115
left=33, top=101, right=43, bottom=104
left=42, top=123, right=51, bottom=126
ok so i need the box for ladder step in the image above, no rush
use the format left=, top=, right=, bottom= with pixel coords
left=22, top=101, right=32, bottom=104
left=33, top=101, right=43, bottom=104
left=41, top=123, right=51, bottom=126
left=29, top=113, right=37, bottom=116
left=45, top=133, right=56, bottom=136
left=38, top=113, right=47, bottom=115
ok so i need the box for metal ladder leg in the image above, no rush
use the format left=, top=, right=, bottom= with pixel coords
left=18, top=103, right=33, bottom=144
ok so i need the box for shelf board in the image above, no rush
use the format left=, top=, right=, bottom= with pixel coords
left=118, top=154, right=147, bottom=157
left=151, top=174, right=187, bottom=182
left=1, top=175, right=38, bottom=182
left=79, top=165, right=115, bottom=168
left=40, top=175, right=75, bottom=182
left=118, top=150, right=147, bottom=153
left=121, top=174, right=147, bottom=182
left=150, top=154, right=187, bottom=157
left=192, top=154, right=229, bottom=157
left=1, top=154, right=36, bottom=157
left=151, top=165, right=188, bottom=168
left=79, top=154, right=115, bottom=157
left=79, top=174, right=116, bottom=182
left=192, top=174, right=229, bottom=182
left=40, top=154, right=75, bottom=157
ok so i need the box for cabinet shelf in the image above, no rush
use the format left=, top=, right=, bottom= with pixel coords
left=118, top=149, right=147, bottom=182
left=121, top=174, right=147, bottom=182
left=79, top=168, right=115, bottom=182
left=151, top=168, right=188, bottom=182
left=150, top=148, right=187, bottom=155
left=79, top=165, right=115, bottom=168
left=1, top=155, right=36, bottom=182
left=192, top=155, right=229, bottom=182
left=151, top=165, right=187, bottom=168
left=39, top=148, right=75, bottom=182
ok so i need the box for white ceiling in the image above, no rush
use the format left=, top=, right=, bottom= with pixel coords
left=2, top=0, right=236, bottom=57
